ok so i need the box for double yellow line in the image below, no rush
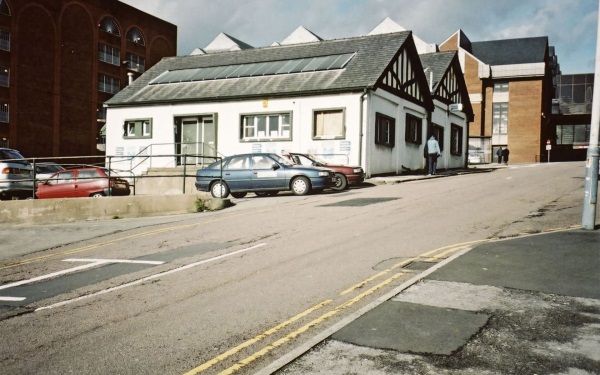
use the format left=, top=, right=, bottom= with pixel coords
left=184, top=240, right=484, bottom=375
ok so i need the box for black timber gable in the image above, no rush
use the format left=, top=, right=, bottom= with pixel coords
left=375, top=35, right=434, bottom=111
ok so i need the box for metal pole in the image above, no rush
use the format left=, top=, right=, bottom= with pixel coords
left=183, top=154, right=187, bottom=194
left=582, top=0, right=600, bottom=230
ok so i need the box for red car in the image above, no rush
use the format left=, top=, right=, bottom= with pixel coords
left=282, top=152, right=364, bottom=191
left=35, top=167, right=131, bottom=199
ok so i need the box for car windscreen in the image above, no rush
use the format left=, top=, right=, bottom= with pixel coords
left=270, top=154, right=293, bottom=166
left=0, top=149, right=28, bottom=165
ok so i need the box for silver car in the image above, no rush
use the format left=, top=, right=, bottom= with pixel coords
left=0, top=148, right=34, bottom=200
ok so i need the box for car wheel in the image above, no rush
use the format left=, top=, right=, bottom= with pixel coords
left=332, top=173, right=348, bottom=191
left=91, top=192, right=105, bottom=197
left=291, top=176, right=310, bottom=196
left=254, top=191, right=269, bottom=197
left=231, top=192, right=247, bottom=198
left=211, top=180, right=230, bottom=198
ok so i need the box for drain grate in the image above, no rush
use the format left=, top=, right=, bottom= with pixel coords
left=320, top=197, right=399, bottom=207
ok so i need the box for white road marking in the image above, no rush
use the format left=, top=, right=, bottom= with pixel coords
left=0, top=258, right=165, bottom=291
left=36, top=243, right=268, bottom=312
left=0, top=258, right=167, bottom=302
left=0, top=296, right=26, bottom=302
left=64, top=258, right=165, bottom=265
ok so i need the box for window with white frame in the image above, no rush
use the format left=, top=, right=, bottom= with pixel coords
left=0, top=29, right=9, bottom=51
left=375, top=112, right=395, bottom=147
left=0, top=65, right=8, bottom=87
left=99, top=43, right=120, bottom=66
left=123, top=119, right=152, bottom=139
left=492, top=103, right=508, bottom=134
left=0, top=102, right=8, bottom=122
left=493, top=81, right=509, bottom=93
left=313, top=109, right=345, bottom=139
left=241, top=113, right=291, bottom=141
left=99, top=17, right=121, bottom=36
left=450, top=124, right=463, bottom=155
left=98, top=74, right=120, bottom=94
left=405, top=113, right=422, bottom=145
left=126, top=53, right=145, bottom=73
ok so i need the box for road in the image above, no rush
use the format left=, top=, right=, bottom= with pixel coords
left=0, top=162, right=589, bottom=375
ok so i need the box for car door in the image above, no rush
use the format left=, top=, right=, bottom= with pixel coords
left=221, top=155, right=253, bottom=191
left=75, top=169, right=104, bottom=197
left=251, top=155, right=286, bottom=190
left=40, top=171, right=76, bottom=198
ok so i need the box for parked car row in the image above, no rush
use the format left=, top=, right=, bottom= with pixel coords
left=195, top=152, right=365, bottom=198
left=0, top=148, right=131, bottom=200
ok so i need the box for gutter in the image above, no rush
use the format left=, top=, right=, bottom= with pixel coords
left=358, top=88, right=370, bottom=172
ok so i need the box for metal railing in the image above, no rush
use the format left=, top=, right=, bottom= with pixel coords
left=0, top=152, right=216, bottom=200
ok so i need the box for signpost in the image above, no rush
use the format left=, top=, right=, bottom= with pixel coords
left=546, top=139, right=551, bottom=162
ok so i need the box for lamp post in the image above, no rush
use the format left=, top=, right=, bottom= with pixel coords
left=582, top=0, right=600, bottom=230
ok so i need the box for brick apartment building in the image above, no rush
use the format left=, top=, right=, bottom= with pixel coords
left=0, top=0, right=176, bottom=158
left=440, top=30, right=560, bottom=163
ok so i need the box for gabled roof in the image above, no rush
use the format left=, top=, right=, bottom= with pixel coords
left=106, top=31, right=423, bottom=107
left=471, top=36, right=548, bottom=65
left=419, top=51, right=474, bottom=120
left=368, top=17, right=437, bottom=54
left=280, top=26, right=323, bottom=45
left=202, top=32, right=254, bottom=53
left=420, top=51, right=455, bottom=92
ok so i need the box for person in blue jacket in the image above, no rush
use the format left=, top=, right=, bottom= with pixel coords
left=426, top=135, right=442, bottom=175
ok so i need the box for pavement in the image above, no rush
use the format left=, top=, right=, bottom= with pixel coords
left=263, top=228, right=600, bottom=375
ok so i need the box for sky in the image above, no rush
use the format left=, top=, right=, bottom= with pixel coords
left=120, top=0, right=598, bottom=74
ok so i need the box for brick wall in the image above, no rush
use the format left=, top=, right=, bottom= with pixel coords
left=507, top=80, right=543, bottom=163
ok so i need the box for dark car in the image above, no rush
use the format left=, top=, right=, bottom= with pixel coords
left=282, top=152, right=364, bottom=191
left=195, top=153, right=337, bottom=198
left=0, top=148, right=34, bottom=200
left=35, top=167, right=131, bottom=199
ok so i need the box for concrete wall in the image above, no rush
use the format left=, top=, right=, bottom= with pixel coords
left=0, top=194, right=206, bottom=225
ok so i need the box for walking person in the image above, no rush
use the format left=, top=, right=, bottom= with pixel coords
left=502, top=146, right=510, bottom=165
left=426, top=135, right=441, bottom=175
left=496, top=147, right=503, bottom=164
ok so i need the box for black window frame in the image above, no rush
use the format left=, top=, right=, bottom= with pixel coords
left=450, top=124, right=463, bottom=155
left=375, top=112, right=395, bottom=148
left=431, top=124, right=444, bottom=151
left=404, top=113, right=422, bottom=145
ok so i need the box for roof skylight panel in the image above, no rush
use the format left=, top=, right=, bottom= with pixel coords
left=213, top=65, right=240, bottom=79
left=275, top=59, right=302, bottom=74
left=233, top=63, right=259, bottom=78
left=301, top=56, right=330, bottom=72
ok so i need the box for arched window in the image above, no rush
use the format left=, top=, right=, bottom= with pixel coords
left=99, top=17, right=121, bottom=36
left=126, top=27, right=145, bottom=46
left=0, top=0, right=10, bottom=16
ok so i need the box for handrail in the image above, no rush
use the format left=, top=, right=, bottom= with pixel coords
left=128, top=142, right=226, bottom=172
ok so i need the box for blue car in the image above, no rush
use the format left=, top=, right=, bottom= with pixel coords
left=195, top=153, right=337, bottom=198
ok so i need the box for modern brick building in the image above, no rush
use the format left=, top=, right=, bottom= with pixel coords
left=0, top=0, right=176, bottom=158
left=440, top=30, right=560, bottom=163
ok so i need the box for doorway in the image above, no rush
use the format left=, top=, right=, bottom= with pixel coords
left=175, top=115, right=217, bottom=165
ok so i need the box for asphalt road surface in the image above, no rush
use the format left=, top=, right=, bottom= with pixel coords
left=0, top=161, right=592, bottom=375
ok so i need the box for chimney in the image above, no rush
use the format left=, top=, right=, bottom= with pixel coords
left=128, top=72, right=135, bottom=85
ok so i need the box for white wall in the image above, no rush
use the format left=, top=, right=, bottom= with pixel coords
left=431, top=100, right=469, bottom=170
left=106, top=93, right=364, bottom=173
left=105, top=91, right=463, bottom=177
left=365, top=89, right=428, bottom=176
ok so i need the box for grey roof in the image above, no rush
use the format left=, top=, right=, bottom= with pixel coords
left=419, top=51, right=456, bottom=92
left=470, top=36, right=548, bottom=65
left=106, top=31, right=412, bottom=106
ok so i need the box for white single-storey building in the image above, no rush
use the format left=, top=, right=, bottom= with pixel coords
left=104, top=29, right=472, bottom=178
